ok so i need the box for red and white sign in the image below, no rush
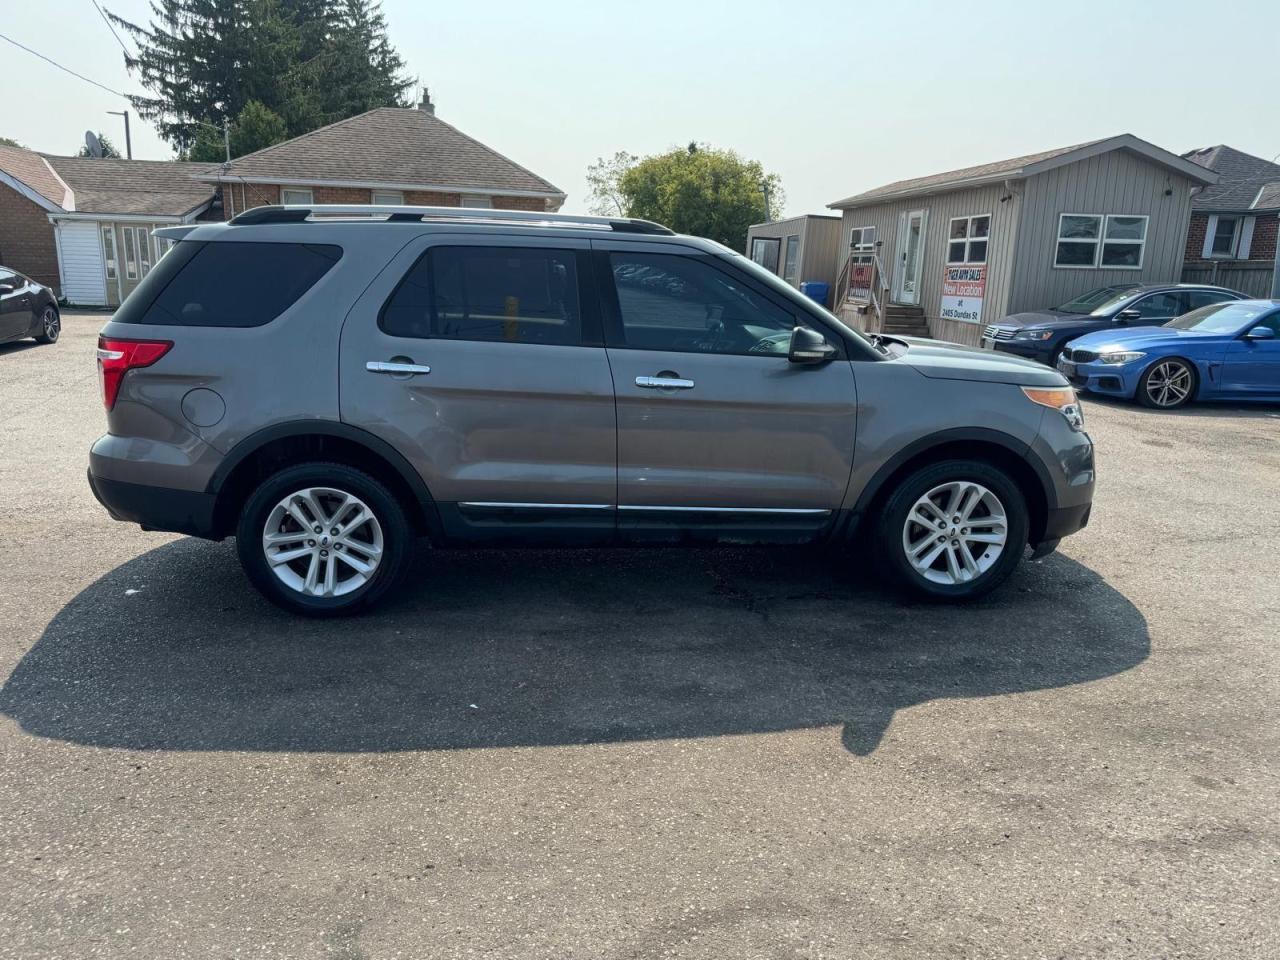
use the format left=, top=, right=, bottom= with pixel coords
left=940, top=264, right=987, bottom=324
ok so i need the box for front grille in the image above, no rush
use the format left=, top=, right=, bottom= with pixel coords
left=1068, top=348, right=1098, bottom=363
left=983, top=325, right=1016, bottom=341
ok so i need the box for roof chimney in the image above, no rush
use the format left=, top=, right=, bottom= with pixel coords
left=418, top=88, right=435, bottom=115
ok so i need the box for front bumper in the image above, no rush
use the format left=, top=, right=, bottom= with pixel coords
left=88, top=468, right=220, bottom=539
left=1055, top=355, right=1142, bottom=398
left=982, top=337, right=1055, bottom=365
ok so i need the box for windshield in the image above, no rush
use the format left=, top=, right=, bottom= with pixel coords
left=1165, top=301, right=1274, bottom=333
left=1055, top=285, right=1142, bottom=315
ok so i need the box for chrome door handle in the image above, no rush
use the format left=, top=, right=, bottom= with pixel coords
left=367, top=360, right=431, bottom=376
left=636, top=375, right=694, bottom=390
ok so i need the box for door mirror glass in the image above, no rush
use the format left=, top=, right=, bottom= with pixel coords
left=1115, top=308, right=1141, bottom=322
left=1244, top=325, right=1276, bottom=340
left=788, top=326, right=837, bottom=364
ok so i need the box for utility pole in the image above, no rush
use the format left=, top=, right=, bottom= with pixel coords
left=107, top=109, right=132, bottom=159
left=761, top=182, right=771, bottom=223
left=223, top=117, right=231, bottom=163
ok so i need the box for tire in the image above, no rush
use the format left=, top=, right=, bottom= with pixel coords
left=34, top=307, right=60, bottom=344
left=1137, top=357, right=1196, bottom=409
left=876, top=459, right=1029, bottom=601
left=235, top=462, right=412, bottom=616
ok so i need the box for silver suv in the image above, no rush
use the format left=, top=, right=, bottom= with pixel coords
left=88, top=205, right=1094, bottom=615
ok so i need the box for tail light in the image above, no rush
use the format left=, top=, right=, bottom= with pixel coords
left=97, top=336, right=172, bottom=410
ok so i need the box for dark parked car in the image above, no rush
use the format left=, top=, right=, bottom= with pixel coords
left=0, top=267, right=60, bottom=346
left=981, top=283, right=1243, bottom=366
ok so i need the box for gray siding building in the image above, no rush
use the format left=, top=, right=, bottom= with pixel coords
left=828, top=135, right=1217, bottom=345
left=745, top=214, right=842, bottom=304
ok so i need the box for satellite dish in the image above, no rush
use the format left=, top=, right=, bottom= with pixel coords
left=84, top=130, right=103, bottom=158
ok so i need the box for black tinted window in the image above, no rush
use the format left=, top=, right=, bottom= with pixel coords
left=114, top=241, right=341, bottom=327
left=608, top=252, right=799, bottom=356
left=381, top=246, right=581, bottom=346
left=1183, top=290, right=1236, bottom=311
left=1129, top=292, right=1185, bottom=320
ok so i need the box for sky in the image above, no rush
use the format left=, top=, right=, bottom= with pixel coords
left=3, top=0, right=1278, bottom=217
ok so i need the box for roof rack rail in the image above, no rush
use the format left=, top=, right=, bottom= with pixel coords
left=229, top=204, right=676, bottom=235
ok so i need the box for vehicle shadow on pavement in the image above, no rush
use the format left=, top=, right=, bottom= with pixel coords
left=1, top=539, right=1149, bottom=756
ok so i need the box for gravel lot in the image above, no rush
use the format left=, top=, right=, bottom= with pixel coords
left=1, top=311, right=1278, bottom=959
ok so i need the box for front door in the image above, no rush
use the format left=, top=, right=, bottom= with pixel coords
left=1221, top=310, right=1280, bottom=397
left=0, top=270, right=33, bottom=340
left=593, top=243, right=857, bottom=540
left=339, top=234, right=617, bottom=541
left=893, top=210, right=927, bottom=305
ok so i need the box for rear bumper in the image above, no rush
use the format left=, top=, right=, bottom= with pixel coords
left=87, top=468, right=220, bottom=539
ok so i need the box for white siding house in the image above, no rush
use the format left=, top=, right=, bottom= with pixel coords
left=54, top=221, right=106, bottom=306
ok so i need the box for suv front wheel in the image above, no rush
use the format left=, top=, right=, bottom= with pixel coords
left=877, top=459, right=1029, bottom=600
left=236, top=462, right=411, bottom=616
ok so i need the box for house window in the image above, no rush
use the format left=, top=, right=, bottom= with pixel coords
left=749, top=237, right=780, bottom=273
left=849, top=226, right=876, bottom=254
left=371, top=190, right=404, bottom=205
left=1055, top=214, right=1101, bottom=267
left=123, top=227, right=138, bottom=280
left=783, top=235, right=800, bottom=282
left=460, top=196, right=493, bottom=208
left=1210, top=216, right=1239, bottom=257
left=135, top=227, right=153, bottom=277
left=281, top=188, right=314, bottom=205
left=1100, top=215, right=1147, bottom=268
left=947, top=214, right=990, bottom=264
left=101, top=225, right=117, bottom=280
left=1055, top=214, right=1147, bottom=269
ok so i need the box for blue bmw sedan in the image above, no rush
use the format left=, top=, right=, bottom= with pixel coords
left=1057, top=300, right=1280, bottom=409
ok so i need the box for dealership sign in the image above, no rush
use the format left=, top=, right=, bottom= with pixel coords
left=940, top=264, right=986, bottom=324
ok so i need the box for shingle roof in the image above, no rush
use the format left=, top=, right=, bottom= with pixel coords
left=1253, top=181, right=1280, bottom=211
left=1182, top=145, right=1280, bottom=212
left=207, top=107, right=564, bottom=197
left=0, top=144, right=72, bottom=208
left=42, top=155, right=217, bottom=216
left=829, top=134, right=1216, bottom=209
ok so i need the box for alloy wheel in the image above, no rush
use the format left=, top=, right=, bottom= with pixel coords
left=42, top=309, right=59, bottom=341
left=1145, top=360, right=1192, bottom=408
left=261, top=487, right=384, bottom=598
left=901, top=480, right=1008, bottom=585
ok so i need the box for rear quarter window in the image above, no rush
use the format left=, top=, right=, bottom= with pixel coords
left=112, top=240, right=342, bottom=327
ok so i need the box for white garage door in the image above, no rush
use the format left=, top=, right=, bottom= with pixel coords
left=57, top=221, right=107, bottom=306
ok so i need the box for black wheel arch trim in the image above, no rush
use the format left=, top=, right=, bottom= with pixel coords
left=206, top=420, right=443, bottom=535
left=850, top=426, right=1057, bottom=520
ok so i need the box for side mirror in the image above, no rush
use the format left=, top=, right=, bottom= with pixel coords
left=788, top=326, right=837, bottom=364
left=1244, top=326, right=1276, bottom=340
left=0, top=283, right=14, bottom=294
left=1115, top=308, right=1141, bottom=322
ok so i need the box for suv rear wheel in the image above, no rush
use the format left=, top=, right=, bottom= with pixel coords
left=877, top=459, right=1029, bottom=600
left=236, top=462, right=411, bottom=616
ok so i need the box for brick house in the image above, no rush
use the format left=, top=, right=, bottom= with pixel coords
left=0, top=93, right=563, bottom=306
left=201, top=94, right=565, bottom=219
left=1181, top=145, right=1280, bottom=298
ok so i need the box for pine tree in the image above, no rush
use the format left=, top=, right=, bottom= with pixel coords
left=108, top=0, right=412, bottom=155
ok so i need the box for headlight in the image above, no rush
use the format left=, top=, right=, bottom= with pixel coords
left=1014, top=329, right=1054, bottom=341
left=1098, top=351, right=1145, bottom=365
left=1023, top=385, right=1085, bottom=431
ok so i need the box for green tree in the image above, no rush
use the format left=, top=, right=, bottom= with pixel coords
left=0, top=136, right=26, bottom=148
left=108, top=0, right=412, bottom=153
left=591, top=143, right=783, bottom=249
left=76, top=132, right=123, bottom=158
left=186, top=100, right=289, bottom=162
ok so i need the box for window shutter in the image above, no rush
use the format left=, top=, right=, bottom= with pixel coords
left=1238, top=217, right=1255, bottom=259
left=1201, top=215, right=1217, bottom=259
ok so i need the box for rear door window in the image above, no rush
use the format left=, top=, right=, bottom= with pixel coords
left=1183, top=290, right=1238, bottom=311
left=1128, top=291, right=1185, bottom=321
left=113, top=240, right=341, bottom=327
left=380, top=246, right=583, bottom=346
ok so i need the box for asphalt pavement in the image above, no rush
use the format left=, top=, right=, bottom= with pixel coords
left=1, top=312, right=1277, bottom=958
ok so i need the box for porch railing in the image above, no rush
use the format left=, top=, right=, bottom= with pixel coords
left=835, top=251, right=891, bottom=334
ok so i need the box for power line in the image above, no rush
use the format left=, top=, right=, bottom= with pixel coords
left=0, top=31, right=129, bottom=99
left=89, top=0, right=133, bottom=59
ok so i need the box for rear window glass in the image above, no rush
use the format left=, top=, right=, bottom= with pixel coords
left=113, top=240, right=341, bottom=327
